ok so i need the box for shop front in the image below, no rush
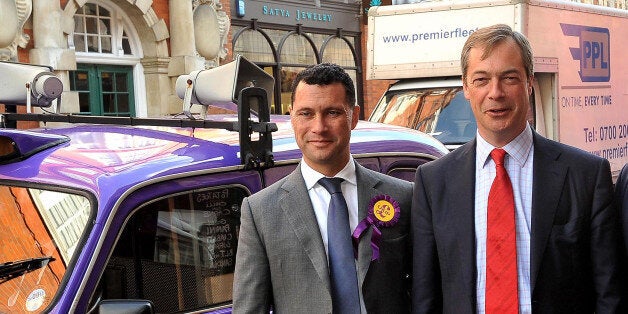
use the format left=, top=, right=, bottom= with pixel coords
left=229, top=0, right=363, bottom=117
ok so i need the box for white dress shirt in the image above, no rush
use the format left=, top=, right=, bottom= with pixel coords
left=301, top=157, right=360, bottom=255
left=475, top=124, right=534, bottom=314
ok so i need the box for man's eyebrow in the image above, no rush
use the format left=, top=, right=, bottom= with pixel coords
left=470, top=68, right=522, bottom=77
left=500, top=68, right=523, bottom=76
left=469, top=70, right=489, bottom=76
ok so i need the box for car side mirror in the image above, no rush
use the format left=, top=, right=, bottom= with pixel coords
left=93, top=299, right=155, bottom=314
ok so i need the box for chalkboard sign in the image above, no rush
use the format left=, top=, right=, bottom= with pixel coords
left=193, top=187, right=245, bottom=276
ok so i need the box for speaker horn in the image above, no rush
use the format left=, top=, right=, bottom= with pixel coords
left=176, top=55, right=274, bottom=106
left=0, top=61, right=63, bottom=110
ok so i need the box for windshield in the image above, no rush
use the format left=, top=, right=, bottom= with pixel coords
left=369, top=87, right=476, bottom=147
left=0, top=185, right=91, bottom=313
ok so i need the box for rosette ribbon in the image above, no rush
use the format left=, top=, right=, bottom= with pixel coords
left=351, top=195, right=400, bottom=261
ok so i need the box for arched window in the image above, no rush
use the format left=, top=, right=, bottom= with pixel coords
left=278, top=33, right=317, bottom=65
left=322, top=36, right=359, bottom=104
left=71, top=2, right=138, bottom=57
left=233, top=29, right=275, bottom=63
left=68, top=1, right=145, bottom=117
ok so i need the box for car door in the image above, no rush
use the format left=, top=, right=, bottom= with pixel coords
left=84, top=170, right=262, bottom=314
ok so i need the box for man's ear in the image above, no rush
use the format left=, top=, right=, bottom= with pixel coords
left=351, top=105, right=360, bottom=130
left=463, top=82, right=471, bottom=100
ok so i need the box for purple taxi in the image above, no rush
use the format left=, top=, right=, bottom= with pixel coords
left=0, top=113, right=447, bottom=314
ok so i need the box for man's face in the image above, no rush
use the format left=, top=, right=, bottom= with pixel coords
left=463, top=38, right=532, bottom=147
left=290, top=82, right=360, bottom=176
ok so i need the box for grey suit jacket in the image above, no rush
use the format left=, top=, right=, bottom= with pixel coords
left=411, top=132, right=623, bottom=313
left=233, top=161, right=413, bottom=313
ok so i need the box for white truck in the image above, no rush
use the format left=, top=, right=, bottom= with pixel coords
left=366, top=0, right=628, bottom=179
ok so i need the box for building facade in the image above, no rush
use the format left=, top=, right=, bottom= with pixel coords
left=0, top=0, right=365, bottom=119
left=0, top=0, right=625, bottom=120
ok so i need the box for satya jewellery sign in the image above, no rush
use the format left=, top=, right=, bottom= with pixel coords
left=233, top=0, right=361, bottom=33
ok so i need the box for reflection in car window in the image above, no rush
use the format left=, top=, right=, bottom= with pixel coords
left=429, top=91, right=476, bottom=145
left=98, top=186, right=247, bottom=313
left=29, top=189, right=91, bottom=263
left=370, top=87, right=477, bottom=146
left=0, top=185, right=91, bottom=314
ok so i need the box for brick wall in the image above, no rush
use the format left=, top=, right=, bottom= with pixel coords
left=359, top=22, right=394, bottom=119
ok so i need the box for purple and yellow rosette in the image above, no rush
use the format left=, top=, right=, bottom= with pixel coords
left=352, top=194, right=400, bottom=261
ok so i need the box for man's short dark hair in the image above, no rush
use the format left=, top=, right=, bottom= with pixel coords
left=290, top=63, right=356, bottom=107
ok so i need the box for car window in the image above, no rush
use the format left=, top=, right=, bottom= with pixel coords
left=370, top=87, right=477, bottom=147
left=95, top=186, right=247, bottom=313
left=262, top=158, right=380, bottom=187
left=430, top=91, right=476, bottom=145
left=0, top=185, right=92, bottom=314
left=355, top=157, right=380, bottom=172
left=262, top=164, right=298, bottom=186
left=379, top=156, right=433, bottom=182
left=387, top=168, right=418, bottom=182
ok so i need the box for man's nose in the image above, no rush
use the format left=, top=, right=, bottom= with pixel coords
left=487, top=79, right=506, bottom=100
left=310, top=114, right=328, bottom=133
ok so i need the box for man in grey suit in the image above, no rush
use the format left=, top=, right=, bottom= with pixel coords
left=233, top=63, right=412, bottom=313
left=412, top=24, right=623, bottom=313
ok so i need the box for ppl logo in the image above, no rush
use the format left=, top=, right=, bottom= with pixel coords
left=560, top=23, right=610, bottom=82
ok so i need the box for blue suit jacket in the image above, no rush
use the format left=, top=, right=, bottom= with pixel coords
left=411, top=132, right=623, bottom=313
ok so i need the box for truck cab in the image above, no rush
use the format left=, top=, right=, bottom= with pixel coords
left=369, top=77, right=476, bottom=151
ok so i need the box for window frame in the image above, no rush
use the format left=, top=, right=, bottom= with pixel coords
left=69, top=64, right=135, bottom=116
left=91, top=183, right=252, bottom=313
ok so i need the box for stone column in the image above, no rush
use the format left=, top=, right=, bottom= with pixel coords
left=170, top=0, right=196, bottom=57
left=168, top=0, right=205, bottom=113
left=30, top=0, right=78, bottom=113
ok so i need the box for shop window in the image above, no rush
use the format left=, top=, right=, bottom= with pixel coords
left=322, top=37, right=356, bottom=67
left=232, top=23, right=361, bottom=115
left=279, top=34, right=317, bottom=64
left=232, top=28, right=275, bottom=63
left=279, top=66, right=302, bottom=114
left=96, top=186, right=247, bottom=312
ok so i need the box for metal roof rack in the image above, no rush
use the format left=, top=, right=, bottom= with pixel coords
left=1, top=86, right=277, bottom=170
left=0, top=57, right=278, bottom=170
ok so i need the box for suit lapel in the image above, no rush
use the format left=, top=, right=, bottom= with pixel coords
left=354, top=164, right=379, bottom=288
left=280, top=166, right=331, bottom=291
left=529, top=134, right=567, bottom=292
left=446, top=141, right=478, bottom=303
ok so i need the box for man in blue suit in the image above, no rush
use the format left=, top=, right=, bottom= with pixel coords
left=411, top=24, right=623, bottom=313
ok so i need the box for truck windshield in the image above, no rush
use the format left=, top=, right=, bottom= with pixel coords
left=369, top=87, right=476, bottom=149
left=0, top=185, right=91, bottom=313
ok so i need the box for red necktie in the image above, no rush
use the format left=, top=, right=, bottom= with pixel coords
left=486, top=148, right=519, bottom=314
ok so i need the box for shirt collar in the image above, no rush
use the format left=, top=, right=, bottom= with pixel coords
left=301, top=156, right=357, bottom=190
left=476, top=123, right=533, bottom=168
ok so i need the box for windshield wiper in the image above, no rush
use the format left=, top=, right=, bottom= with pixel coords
left=0, top=256, right=55, bottom=283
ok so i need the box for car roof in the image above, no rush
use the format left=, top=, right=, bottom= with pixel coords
left=0, top=114, right=447, bottom=201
